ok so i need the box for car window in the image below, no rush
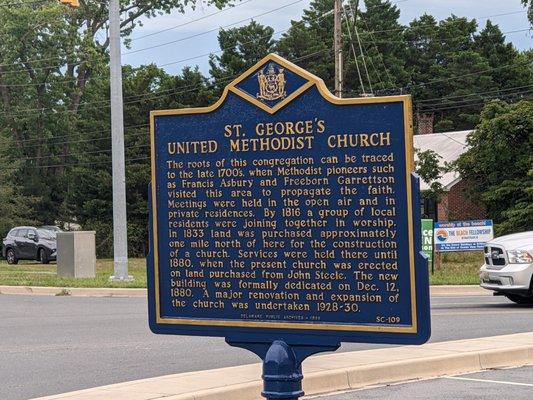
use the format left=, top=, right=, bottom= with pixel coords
left=9, top=229, right=18, bottom=237
left=28, top=229, right=37, bottom=237
left=37, top=229, right=55, bottom=240
left=18, top=229, right=28, bottom=238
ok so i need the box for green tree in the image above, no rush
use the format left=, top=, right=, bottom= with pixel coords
left=414, top=148, right=445, bottom=201
left=403, top=14, right=440, bottom=101
left=0, top=135, right=38, bottom=236
left=455, top=100, right=533, bottom=234
left=353, top=0, right=408, bottom=93
left=209, top=21, right=276, bottom=93
left=474, top=20, right=531, bottom=90
left=410, top=15, right=532, bottom=132
left=276, top=0, right=335, bottom=90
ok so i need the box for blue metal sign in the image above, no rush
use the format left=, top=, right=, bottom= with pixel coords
left=148, top=54, right=430, bottom=347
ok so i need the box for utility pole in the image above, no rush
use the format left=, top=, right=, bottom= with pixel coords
left=334, top=0, right=343, bottom=98
left=109, top=0, right=131, bottom=281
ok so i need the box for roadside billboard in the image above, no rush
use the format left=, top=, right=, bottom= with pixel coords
left=434, top=220, right=493, bottom=252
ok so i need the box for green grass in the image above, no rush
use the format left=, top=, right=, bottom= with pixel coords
left=0, top=258, right=147, bottom=288
left=429, top=251, right=484, bottom=285
left=0, top=252, right=484, bottom=288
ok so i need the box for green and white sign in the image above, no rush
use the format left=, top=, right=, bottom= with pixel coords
left=421, top=219, right=434, bottom=267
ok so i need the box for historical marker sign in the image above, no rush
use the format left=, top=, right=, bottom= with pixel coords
left=148, top=54, right=430, bottom=345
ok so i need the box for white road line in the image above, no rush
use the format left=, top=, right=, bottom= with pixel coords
left=431, top=302, right=506, bottom=306
left=444, top=376, right=533, bottom=387
left=433, top=310, right=533, bottom=316
left=431, top=293, right=492, bottom=299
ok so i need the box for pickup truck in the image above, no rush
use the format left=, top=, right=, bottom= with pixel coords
left=480, top=231, right=533, bottom=304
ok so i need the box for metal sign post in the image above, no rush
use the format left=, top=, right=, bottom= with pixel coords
left=109, top=0, right=131, bottom=281
left=147, top=54, right=430, bottom=399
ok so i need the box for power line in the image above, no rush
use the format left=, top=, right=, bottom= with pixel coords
left=123, top=0, right=305, bottom=56
left=16, top=142, right=150, bottom=161
left=357, top=8, right=395, bottom=89
left=350, top=2, right=373, bottom=94
left=420, top=91, right=533, bottom=112
left=131, top=0, right=257, bottom=41
left=366, top=28, right=530, bottom=44
left=3, top=122, right=149, bottom=145
left=411, top=59, right=532, bottom=88
left=354, top=10, right=528, bottom=36
left=422, top=98, right=532, bottom=113
left=421, top=96, right=533, bottom=113
left=417, top=84, right=533, bottom=105
left=15, top=156, right=151, bottom=171
left=0, top=72, right=234, bottom=117
left=343, top=4, right=366, bottom=94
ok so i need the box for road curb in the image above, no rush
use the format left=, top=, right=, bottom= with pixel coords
left=1, top=284, right=487, bottom=298
left=0, top=285, right=147, bottom=297
left=429, top=285, right=488, bottom=296
left=31, top=332, right=533, bottom=400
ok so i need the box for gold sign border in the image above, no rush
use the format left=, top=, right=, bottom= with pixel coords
left=150, top=53, right=417, bottom=334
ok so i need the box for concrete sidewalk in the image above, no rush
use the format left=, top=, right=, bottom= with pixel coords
left=1, top=284, right=488, bottom=298
left=32, top=332, right=533, bottom=400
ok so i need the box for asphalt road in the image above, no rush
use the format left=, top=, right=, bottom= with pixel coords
left=2, top=294, right=533, bottom=400
left=314, top=365, right=533, bottom=400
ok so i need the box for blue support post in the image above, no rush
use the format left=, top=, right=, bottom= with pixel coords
left=227, top=339, right=339, bottom=400
left=262, top=341, right=303, bottom=400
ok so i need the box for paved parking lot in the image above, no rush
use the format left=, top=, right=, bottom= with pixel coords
left=314, top=365, right=533, bottom=399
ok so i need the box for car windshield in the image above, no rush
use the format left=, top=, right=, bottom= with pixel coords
left=37, top=229, right=56, bottom=240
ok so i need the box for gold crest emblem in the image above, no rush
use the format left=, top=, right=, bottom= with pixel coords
left=256, top=64, right=286, bottom=101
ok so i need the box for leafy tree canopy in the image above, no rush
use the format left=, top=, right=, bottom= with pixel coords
left=455, top=100, right=533, bottom=234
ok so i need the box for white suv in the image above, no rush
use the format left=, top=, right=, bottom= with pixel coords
left=480, top=231, right=533, bottom=304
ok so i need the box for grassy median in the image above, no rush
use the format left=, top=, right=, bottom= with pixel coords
left=0, top=258, right=147, bottom=288
left=428, top=251, right=483, bottom=285
left=0, top=252, right=483, bottom=288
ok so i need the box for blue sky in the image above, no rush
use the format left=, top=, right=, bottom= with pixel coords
left=122, top=0, right=532, bottom=76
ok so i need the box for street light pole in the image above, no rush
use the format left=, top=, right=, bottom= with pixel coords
left=109, top=0, right=131, bottom=281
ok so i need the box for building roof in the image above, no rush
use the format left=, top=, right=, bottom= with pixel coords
left=413, top=130, right=472, bottom=191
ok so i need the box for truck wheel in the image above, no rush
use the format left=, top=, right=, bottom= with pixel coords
left=505, top=294, right=533, bottom=305
left=6, top=249, right=18, bottom=265
left=38, top=248, right=50, bottom=264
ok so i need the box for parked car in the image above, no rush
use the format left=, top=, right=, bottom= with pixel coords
left=2, top=226, right=57, bottom=264
left=480, top=231, right=533, bottom=304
